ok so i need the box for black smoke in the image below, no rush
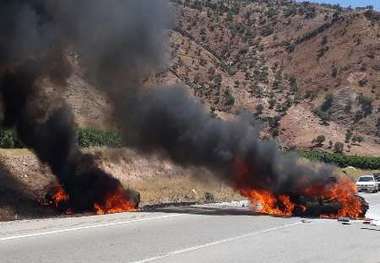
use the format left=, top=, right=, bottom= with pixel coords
left=0, top=0, right=160, bottom=211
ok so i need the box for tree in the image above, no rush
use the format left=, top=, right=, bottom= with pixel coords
left=334, top=142, right=344, bottom=154
left=313, top=135, right=326, bottom=147
left=345, top=129, right=353, bottom=143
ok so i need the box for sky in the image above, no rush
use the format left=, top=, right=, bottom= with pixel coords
left=297, top=0, right=380, bottom=10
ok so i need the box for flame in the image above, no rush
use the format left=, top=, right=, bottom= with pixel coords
left=303, top=176, right=363, bottom=218
left=48, top=185, right=137, bottom=215
left=51, top=185, right=69, bottom=208
left=240, top=188, right=295, bottom=216
left=233, top=158, right=365, bottom=219
left=94, top=186, right=137, bottom=215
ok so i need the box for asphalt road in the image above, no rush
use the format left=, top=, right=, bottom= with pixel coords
left=1, top=194, right=380, bottom=263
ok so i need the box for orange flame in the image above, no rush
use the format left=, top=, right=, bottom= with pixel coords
left=240, top=188, right=295, bottom=216
left=303, top=176, right=363, bottom=218
left=94, top=186, right=137, bottom=215
left=51, top=185, right=69, bottom=208
left=49, top=185, right=137, bottom=215
left=233, top=158, right=364, bottom=219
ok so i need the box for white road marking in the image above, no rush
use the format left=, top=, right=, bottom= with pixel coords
left=129, top=221, right=302, bottom=263
left=0, top=214, right=184, bottom=242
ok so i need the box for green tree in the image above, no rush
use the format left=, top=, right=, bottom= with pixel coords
left=345, top=129, right=353, bottom=143
left=313, top=135, right=326, bottom=147
left=334, top=142, right=344, bottom=154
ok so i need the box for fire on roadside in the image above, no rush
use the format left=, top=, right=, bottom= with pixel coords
left=234, top=158, right=367, bottom=219
left=93, top=185, right=138, bottom=215
left=47, top=184, right=137, bottom=215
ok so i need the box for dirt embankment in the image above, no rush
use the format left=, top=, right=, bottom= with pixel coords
left=0, top=148, right=241, bottom=222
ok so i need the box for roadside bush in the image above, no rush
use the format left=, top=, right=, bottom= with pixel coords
left=300, top=150, right=380, bottom=169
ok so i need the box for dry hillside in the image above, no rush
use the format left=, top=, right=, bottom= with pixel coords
left=160, top=0, right=380, bottom=155
left=57, top=0, right=380, bottom=156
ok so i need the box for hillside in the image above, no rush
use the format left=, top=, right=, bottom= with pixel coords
left=35, top=0, right=380, bottom=156
left=155, top=0, right=380, bottom=155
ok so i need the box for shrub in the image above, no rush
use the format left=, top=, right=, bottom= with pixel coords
left=0, top=129, right=23, bottom=148
left=224, top=89, right=235, bottom=106
left=345, top=129, right=353, bottom=143
left=352, top=135, right=364, bottom=144
left=312, top=135, right=325, bottom=147
left=301, top=150, right=380, bottom=169
left=334, top=142, right=344, bottom=153
left=78, top=128, right=122, bottom=148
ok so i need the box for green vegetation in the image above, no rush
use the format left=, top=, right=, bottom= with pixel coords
left=334, top=142, right=344, bottom=154
left=77, top=128, right=122, bottom=148
left=0, top=129, right=24, bottom=148
left=301, top=150, right=380, bottom=170
left=0, top=128, right=122, bottom=148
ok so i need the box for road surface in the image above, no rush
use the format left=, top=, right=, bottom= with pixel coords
left=1, top=193, right=380, bottom=263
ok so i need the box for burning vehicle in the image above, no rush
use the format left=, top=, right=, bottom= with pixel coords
left=0, top=0, right=368, bottom=219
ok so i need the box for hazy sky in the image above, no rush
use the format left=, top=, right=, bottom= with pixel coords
left=297, top=0, right=379, bottom=10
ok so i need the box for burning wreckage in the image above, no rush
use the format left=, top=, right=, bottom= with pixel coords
left=0, top=0, right=368, bottom=219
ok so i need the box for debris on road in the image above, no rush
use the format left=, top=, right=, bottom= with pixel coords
left=363, top=219, right=372, bottom=224
left=337, top=217, right=350, bottom=223
left=338, top=217, right=351, bottom=225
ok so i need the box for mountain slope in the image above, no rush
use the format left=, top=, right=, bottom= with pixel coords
left=162, top=0, right=380, bottom=155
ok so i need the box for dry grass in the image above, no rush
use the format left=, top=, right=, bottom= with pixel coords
left=125, top=175, right=242, bottom=205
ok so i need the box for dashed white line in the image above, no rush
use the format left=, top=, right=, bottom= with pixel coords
left=0, top=214, right=184, bottom=242
left=129, top=222, right=302, bottom=263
